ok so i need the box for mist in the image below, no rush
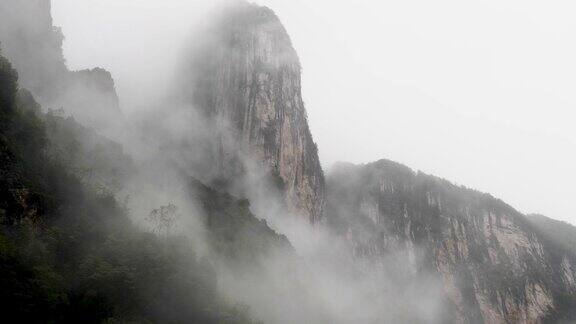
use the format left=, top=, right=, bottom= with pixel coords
left=2, top=0, right=576, bottom=323
left=52, top=0, right=576, bottom=226
left=2, top=1, right=448, bottom=321
left=120, top=6, right=449, bottom=320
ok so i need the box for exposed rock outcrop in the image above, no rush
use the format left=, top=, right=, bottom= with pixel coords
left=327, top=160, right=576, bottom=323
left=182, top=3, right=325, bottom=223
left=0, top=0, right=123, bottom=136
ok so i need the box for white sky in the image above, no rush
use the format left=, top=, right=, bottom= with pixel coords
left=52, top=0, right=576, bottom=225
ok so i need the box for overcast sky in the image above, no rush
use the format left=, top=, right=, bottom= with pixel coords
left=52, top=0, right=576, bottom=225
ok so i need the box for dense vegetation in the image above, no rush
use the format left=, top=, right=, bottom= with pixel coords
left=0, top=54, right=257, bottom=324
left=3, top=1, right=576, bottom=322
left=189, top=178, right=292, bottom=265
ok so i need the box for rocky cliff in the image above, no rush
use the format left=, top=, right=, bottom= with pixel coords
left=0, top=0, right=123, bottom=136
left=182, top=3, right=325, bottom=223
left=327, top=160, right=576, bottom=323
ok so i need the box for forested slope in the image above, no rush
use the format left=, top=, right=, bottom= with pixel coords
left=0, top=54, right=259, bottom=324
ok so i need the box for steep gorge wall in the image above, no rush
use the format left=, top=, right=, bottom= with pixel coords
left=327, top=160, right=576, bottom=323
left=4, top=2, right=575, bottom=323
left=182, top=3, right=325, bottom=223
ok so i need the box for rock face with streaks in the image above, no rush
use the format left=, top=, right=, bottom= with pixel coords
left=327, top=160, right=576, bottom=323
left=182, top=3, right=325, bottom=223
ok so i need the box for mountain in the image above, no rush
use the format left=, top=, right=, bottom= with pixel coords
left=171, top=3, right=576, bottom=321
left=527, top=214, right=576, bottom=255
left=0, top=0, right=123, bottom=137
left=180, top=3, right=325, bottom=223
left=0, top=50, right=264, bottom=324
left=0, top=3, right=299, bottom=322
left=327, top=160, right=576, bottom=323
left=2, top=1, right=576, bottom=323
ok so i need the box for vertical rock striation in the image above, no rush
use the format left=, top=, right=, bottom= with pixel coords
left=183, top=3, right=325, bottom=223
left=327, top=160, right=576, bottom=323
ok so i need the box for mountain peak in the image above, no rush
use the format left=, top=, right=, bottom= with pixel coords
left=180, top=2, right=325, bottom=223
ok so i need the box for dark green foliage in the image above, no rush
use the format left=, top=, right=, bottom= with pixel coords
left=189, top=178, right=292, bottom=265
left=0, top=56, right=257, bottom=323
left=0, top=55, right=18, bottom=126
left=42, top=109, right=133, bottom=194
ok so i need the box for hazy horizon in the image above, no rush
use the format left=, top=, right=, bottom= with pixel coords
left=52, top=0, right=576, bottom=225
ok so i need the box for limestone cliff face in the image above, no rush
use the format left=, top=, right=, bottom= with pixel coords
left=183, top=3, right=325, bottom=223
left=0, top=0, right=123, bottom=136
left=327, top=160, right=576, bottom=323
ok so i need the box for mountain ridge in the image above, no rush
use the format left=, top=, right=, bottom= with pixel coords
left=180, top=2, right=326, bottom=223
left=327, top=158, right=576, bottom=323
left=1, top=1, right=575, bottom=323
